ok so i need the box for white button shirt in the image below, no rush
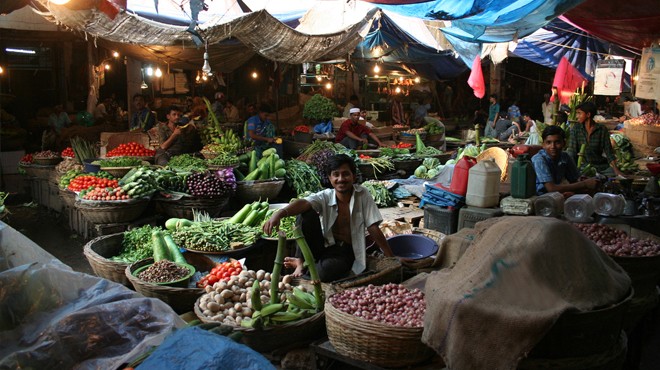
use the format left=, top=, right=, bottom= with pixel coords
left=304, top=184, right=383, bottom=274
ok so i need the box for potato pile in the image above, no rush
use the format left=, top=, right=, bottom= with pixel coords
left=197, top=269, right=294, bottom=326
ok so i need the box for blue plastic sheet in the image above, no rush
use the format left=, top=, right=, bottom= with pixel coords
left=137, top=327, right=276, bottom=370
left=420, top=183, right=465, bottom=208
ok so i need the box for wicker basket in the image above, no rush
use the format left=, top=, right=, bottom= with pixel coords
left=194, top=297, right=327, bottom=353
left=59, top=188, right=76, bottom=208
left=393, top=158, right=423, bottom=175
left=295, top=256, right=402, bottom=294
left=155, top=196, right=230, bottom=219
left=283, top=139, right=309, bottom=158
left=33, top=157, right=63, bottom=166
left=126, top=255, right=215, bottom=314
left=75, top=197, right=150, bottom=224
left=99, top=166, right=137, bottom=178
left=83, top=233, right=131, bottom=286
left=325, top=293, right=434, bottom=367
left=200, top=151, right=218, bottom=159
left=236, top=179, right=285, bottom=203
left=30, top=165, right=56, bottom=179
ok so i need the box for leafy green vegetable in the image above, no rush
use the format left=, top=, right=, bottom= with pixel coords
left=111, top=225, right=164, bottom=263
left=167, top=154, right=208, bottom=172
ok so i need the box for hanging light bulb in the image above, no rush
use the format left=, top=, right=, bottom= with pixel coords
left=155, top=67, right=163, bottom=78
left=316, top=75, right=322, bottom=81
left=112, top=51, right=119, bottom=58
left=140, top=80, right=148, bottom=89
left=202, top=75, right=208, bottom=81
left=104, top=63, right=110, bottom=70
left=202, top=41, right=212, bottom=76
left=325, top=82, right=332, bottom=90
left=195, top=72, right=201, bottom=83
left=251, top=71, right=258, bottom=79
left=398, top=76, right=404, bottom=82
left=373, top=64, right=380, bottom=73
left=395, top=87, right=401, bottom=94
left=414, top=77, right=420, bottom=83
left=145, top=66, right=153, bottom=76
left=0, top=65, right=4, bottom=74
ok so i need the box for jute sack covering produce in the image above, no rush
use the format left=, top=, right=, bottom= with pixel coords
left=422, top=216, right=631, bottom=370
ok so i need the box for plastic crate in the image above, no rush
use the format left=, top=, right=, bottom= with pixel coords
left=423, top=204, right=459, bottom=235
left=458, top=206, right=503, bottom=231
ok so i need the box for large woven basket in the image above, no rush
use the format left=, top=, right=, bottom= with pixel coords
left=83, top=233, right=131, bottom=286
left=325, top=293, right=434, bottom=367
left=126, top=255, right=215, bottom=314
left=59, top=188, right=76, bottom=208
left=295, top=256, right=402, bottom=295
left=30, top=165, right=56, bottom=179
left=194, top=297, right=327, bottom=353
left=156, top=196, right=230, bottom=219
left=75, top=197, right=150, bottom=224
left=393, top=158, right=423, bottom=175
left=236, top=179, right=285, bottom=203
left=33, top=157, right=63, bottom=166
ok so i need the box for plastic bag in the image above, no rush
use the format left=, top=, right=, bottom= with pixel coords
left=0, top=222, right=184, bottom=370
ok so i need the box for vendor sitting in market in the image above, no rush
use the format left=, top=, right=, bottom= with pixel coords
left=262, top=154, right=396, bottom=282
left=335, top=108, right=384, bottom=149
left=129, top=94, right=156, bottom=132
left=246, top=103, right=282, bottom=157
left=566, top=101, right=623, bottom=177
left=531, top=125, right=599, bottom=196
left=155, top=105, right=202, bottom=165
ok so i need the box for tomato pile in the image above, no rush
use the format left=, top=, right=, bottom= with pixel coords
left=67, top=176, right=119, bottom=192
left=106, top=142, right=156, bottom=157
left=19, top=154, right=33, bottom=164
left=196, top=260, right=243, bottom=288
left=392, top=142, right=413, bottom=149
left=358, top=154, right=372, bottom=159
left=61, top=147, right=75, bottom=158
left=291, top=125, right=311, bottom=135
left=80, top=186, right=130, bottom=201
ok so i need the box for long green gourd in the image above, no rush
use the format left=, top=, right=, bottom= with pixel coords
left=293, top=227, right=324, bottom=311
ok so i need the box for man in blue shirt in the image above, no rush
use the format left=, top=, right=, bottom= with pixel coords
left=531, top=125, right=598, bottom=195
left=246, top=103, right=282, bottom=157
left=130, top=94, right=155, bottom=132
left=484, top=94, right=500, bottom=138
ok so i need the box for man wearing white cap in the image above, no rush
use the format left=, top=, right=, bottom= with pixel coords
left=211, top=92, right=226, bottom=122
left=335, top=107, right=384, bottom=149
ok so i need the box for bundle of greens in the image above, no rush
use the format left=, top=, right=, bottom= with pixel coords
left=167, top=154, right=209, bottom=172
left=111, top=225, right=164, bottom=263
left=362, top=180, right=395, bottom=207
left=285, top=160, right=323, bottom=195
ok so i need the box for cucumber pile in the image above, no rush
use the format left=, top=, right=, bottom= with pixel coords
left=119, top=167, right=160, bottom=198
left=236, top=148, right=286, bottom=181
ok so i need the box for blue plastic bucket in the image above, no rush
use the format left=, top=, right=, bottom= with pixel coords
left=83, top=158, right=100, bottom=173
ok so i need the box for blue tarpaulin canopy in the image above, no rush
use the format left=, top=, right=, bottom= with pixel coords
left=354, top=11, right=467, bottom=80
left=374, top=0, right=588, bottom=66
left=513, top=19, right=636, bottom=86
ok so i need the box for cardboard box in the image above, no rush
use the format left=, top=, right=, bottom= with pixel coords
left=624, top=122, right=660, bottom=148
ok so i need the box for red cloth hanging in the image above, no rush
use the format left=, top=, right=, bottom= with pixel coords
left=551, top=57, right=587, bottom=105
left=467, top=55, right=485, bottom=99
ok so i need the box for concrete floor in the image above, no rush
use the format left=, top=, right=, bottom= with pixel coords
left=3, top=202, right=660, bottom=369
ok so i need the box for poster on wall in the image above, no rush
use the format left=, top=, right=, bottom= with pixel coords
left=593, top=59, right=624, bottom=96
left=636, top=47, right=660, bottom=101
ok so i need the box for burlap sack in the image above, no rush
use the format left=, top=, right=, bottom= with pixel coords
left=422, top=216, right=631, bottom=370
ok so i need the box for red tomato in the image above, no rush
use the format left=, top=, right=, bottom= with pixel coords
left=207, top=275, right=219, bottom=285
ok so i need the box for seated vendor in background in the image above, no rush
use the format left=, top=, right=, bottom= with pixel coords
left=262, top=154, right=396, bottom=282
left=336, top=108, right=384, bottom=149
left=494, top=112, right=522, bottom=141
left=246, top=103, right=282, bottom=157
left=129, top=94, right=156, bottom=132
left=155, top=105, right=202, bottom=165
left=531, top=125, right=599, bottom=196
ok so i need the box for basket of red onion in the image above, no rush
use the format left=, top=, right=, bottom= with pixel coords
left=573, top=223, right=660, bottom=298
left=325, top=283, right=434, bottom=368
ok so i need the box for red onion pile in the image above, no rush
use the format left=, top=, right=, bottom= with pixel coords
left=329, top=283, right=425, bottom=327
left=573, top=223, right=660, bottom=257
